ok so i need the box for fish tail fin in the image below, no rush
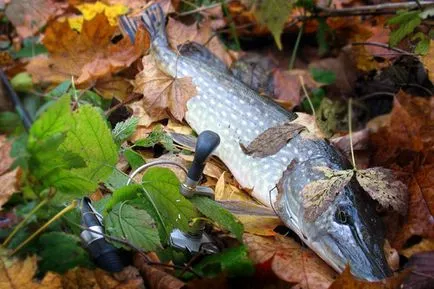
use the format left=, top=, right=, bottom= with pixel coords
left=119, top=14, right=138, bottom=44
left=140, top=4, right=167, bottom=45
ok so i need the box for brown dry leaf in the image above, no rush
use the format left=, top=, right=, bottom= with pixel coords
left=328, top=266, right=406, bottom=289
left=422, top=40, right=434, bottom=83
left=5, top=0, right=67, bottom=38
left=128, top=101, right=159, bottom=129
left=355, top=167, right=408, bottom=215
left=0, top=169, right=19, bottom=210
left=0, top=135, right=13, bottom=175
left=133, top=253, right=184, bottom=289
left=166, top=119, right=193, bottom=136
left=370, top=93, right=425, bottom=167
left=27, top=14, right=148, bottom=86
left=273, top=69, right=320, bottom=108
left=300, top=167, right=353, bottom=222
left=244, top=234, right=337, bottom=289
left=166, top=17, right=232, bottom=66
left=133, top=55, right=197, bottom=121
left=393, top=165, right=434, bottom=249
left=240, top=122, right=305, bottom=158
left=309, top=47, right=357, bottom=95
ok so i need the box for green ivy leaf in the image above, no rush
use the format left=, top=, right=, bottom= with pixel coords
left=254, top=0, right=293, bottom=50
left=38, top=232, right=92, bottom=274
left=189, top=245, right=254, bottom=279
left=112, top=117, right=138, bottom=145
left=10, top=72, right=33, bottom=93
left=388, top=11, right=421, bottom=47
left=190, top=196, right=244, bottom=241
left=413, top=32, right=430, bottom=55
left=105, top=202, right=161, bottom=252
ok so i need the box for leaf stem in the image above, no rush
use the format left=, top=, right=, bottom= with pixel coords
left=289, top=22, right=304, bottom=70
left=9, top=200, right=78, bottom=256
left=299, top=75, right=316, bottom=118
left=2, top=198, right=49, bottom=247
left=348, top=98, right=357, bottom=171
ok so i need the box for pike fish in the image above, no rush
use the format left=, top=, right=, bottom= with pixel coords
left=120, top=4, right=392, bottom=280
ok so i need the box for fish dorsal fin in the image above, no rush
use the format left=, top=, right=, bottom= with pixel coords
left=177, top=41, right=229, bottom=74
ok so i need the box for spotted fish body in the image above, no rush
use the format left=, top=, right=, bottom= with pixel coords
left=121, top=4, right=392, bottom=281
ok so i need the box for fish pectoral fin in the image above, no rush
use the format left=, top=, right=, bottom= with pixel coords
left=177, top=41, right=229, bottom=74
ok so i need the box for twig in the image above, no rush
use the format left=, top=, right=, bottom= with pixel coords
left=348, top=98, right=357, bottom=170
left=317, top=1, right=433, bottom=14
left=414, top=0, right=423, bottom=10
left=177, top=1, right=232, bottom=17
left=352, top=42, right=415, bottom=56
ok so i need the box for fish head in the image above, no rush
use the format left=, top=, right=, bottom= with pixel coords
left=314, top=184, right=392, bottom=281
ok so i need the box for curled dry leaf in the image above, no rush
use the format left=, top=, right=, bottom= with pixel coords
left=356, top=167, right=408, bottom=215
left=422, top=40, right=434, bottom=82
left=133, top=55, right=197, bottom=122
left=26, top=13, right=148, bottom=86
left=244, top=234, right=337, bottom=289
left=301, top=167, right=353, bottom=222
left=240, top=122, right=305, bottom=158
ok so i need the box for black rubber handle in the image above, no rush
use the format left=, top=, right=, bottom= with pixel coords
left=187, top=131, right=220, bottom=181
left=81, top=197, right=100, bottom=227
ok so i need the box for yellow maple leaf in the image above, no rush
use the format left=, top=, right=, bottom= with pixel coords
left=68, top=1, right=129, bottom=31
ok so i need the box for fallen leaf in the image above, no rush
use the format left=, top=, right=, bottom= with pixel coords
left=393, top=165, right=434, bottom=249
left=127, top=101, right=159, bottom=128
left=0, top=135, right=13, bottom=175
left=328, top=265, right=406, bottom=289
left=214, top=172, right=255, bottom=202
left=0, top=169, right=18, bottom=211
left=299, top=167, right=353, bottom=222
left=166, top=17, right=232, bottom=66
left=272, top=69, right=320, bottom=108
left=253, top=0, right=293, bottom=50
left=5, top=0, right=67, bottom=38
left=356, top=167, right=408, bottom=215
left=27, top=14, right=148, bottom=86
left=237, top=215, right=282, bottom=236
left=244, top=234, right=337, bottom=289
left=240, top=122, right=305, bottom=158
left=166, top=119, right=193, bottom=136
left=402, top=251, right=434, bottom=289
left=68, top=1, right=129, bottom=31
left=0, top=252, right=142, bottom=289
left=133, top=55, right=197, bottom=121
left=133, top=253, right=184, bottom=289
left=422, top=40, right=434, bottom=83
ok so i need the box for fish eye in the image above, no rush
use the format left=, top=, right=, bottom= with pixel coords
left=335, top=208, right=351, bottom=225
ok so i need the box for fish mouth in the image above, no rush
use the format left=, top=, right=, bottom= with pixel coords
left=314, top=196, right=392, bottom=281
